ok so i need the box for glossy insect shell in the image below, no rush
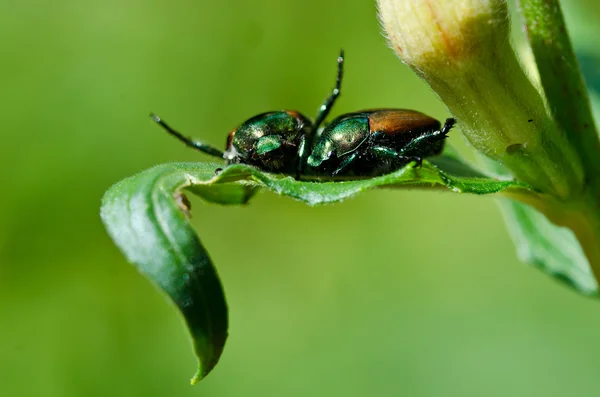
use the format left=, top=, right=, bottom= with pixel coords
left=224, top=111, right=312, bottom=172
left=307, top=109, right=444, bottom=175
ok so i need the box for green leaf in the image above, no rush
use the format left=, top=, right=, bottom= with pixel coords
left=100, top=163, right=234, bottom=384
left=99, top=155, right=536, bottom=383
left=499, top=199, right=597, bottom=295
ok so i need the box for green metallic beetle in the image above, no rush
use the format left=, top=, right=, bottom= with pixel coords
left=306, top=109, right=455, bottom=177
left=150, top=51, right=345, bottom=178
left=151, top=50, right=455, bottom=179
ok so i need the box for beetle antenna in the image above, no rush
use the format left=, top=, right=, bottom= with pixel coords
left=313, top=49, right=344, bottom=132
left=150, top=113, right=225, bottom=158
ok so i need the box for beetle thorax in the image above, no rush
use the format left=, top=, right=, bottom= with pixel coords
left=326, top=116, right=369, bottom=157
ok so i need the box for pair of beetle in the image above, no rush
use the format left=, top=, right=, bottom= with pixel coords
left=151, top=51, right=456, bottom=179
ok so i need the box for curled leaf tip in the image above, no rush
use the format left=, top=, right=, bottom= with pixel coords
left=190, top=368, right=204, bottom=385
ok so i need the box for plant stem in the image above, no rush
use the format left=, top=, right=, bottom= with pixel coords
left=518, top=0, right=600, bottom=188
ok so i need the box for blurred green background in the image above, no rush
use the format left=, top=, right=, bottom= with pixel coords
left=2, top=0, right=600, bottom=396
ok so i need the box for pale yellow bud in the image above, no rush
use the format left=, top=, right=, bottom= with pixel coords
left=378, top=0, right=584, bottom=199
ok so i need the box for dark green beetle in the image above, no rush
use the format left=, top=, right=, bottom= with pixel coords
left=151, top=50, right=455, bottom=179
left=306, top=109, right=455, bottom=177
left=150, top=50, right=345, bottom=178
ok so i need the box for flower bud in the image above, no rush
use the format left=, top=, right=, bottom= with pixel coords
left=377, top=0, right=584, bottom=199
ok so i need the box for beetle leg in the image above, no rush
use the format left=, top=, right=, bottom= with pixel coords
left=399, top=130, right=448, bottom=156
left=331, top=151, right=358, bottom=177
left=393, top=118, right=455, bottom=157
left=410, top=156, right=423, bottom=168
left=150, top=113, right=225, bottom=158
left=369, top=146, right=422, bottom=167
left=313, top=49, right=344, bottom=132
left=296, top=134, right=307, bottom=180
